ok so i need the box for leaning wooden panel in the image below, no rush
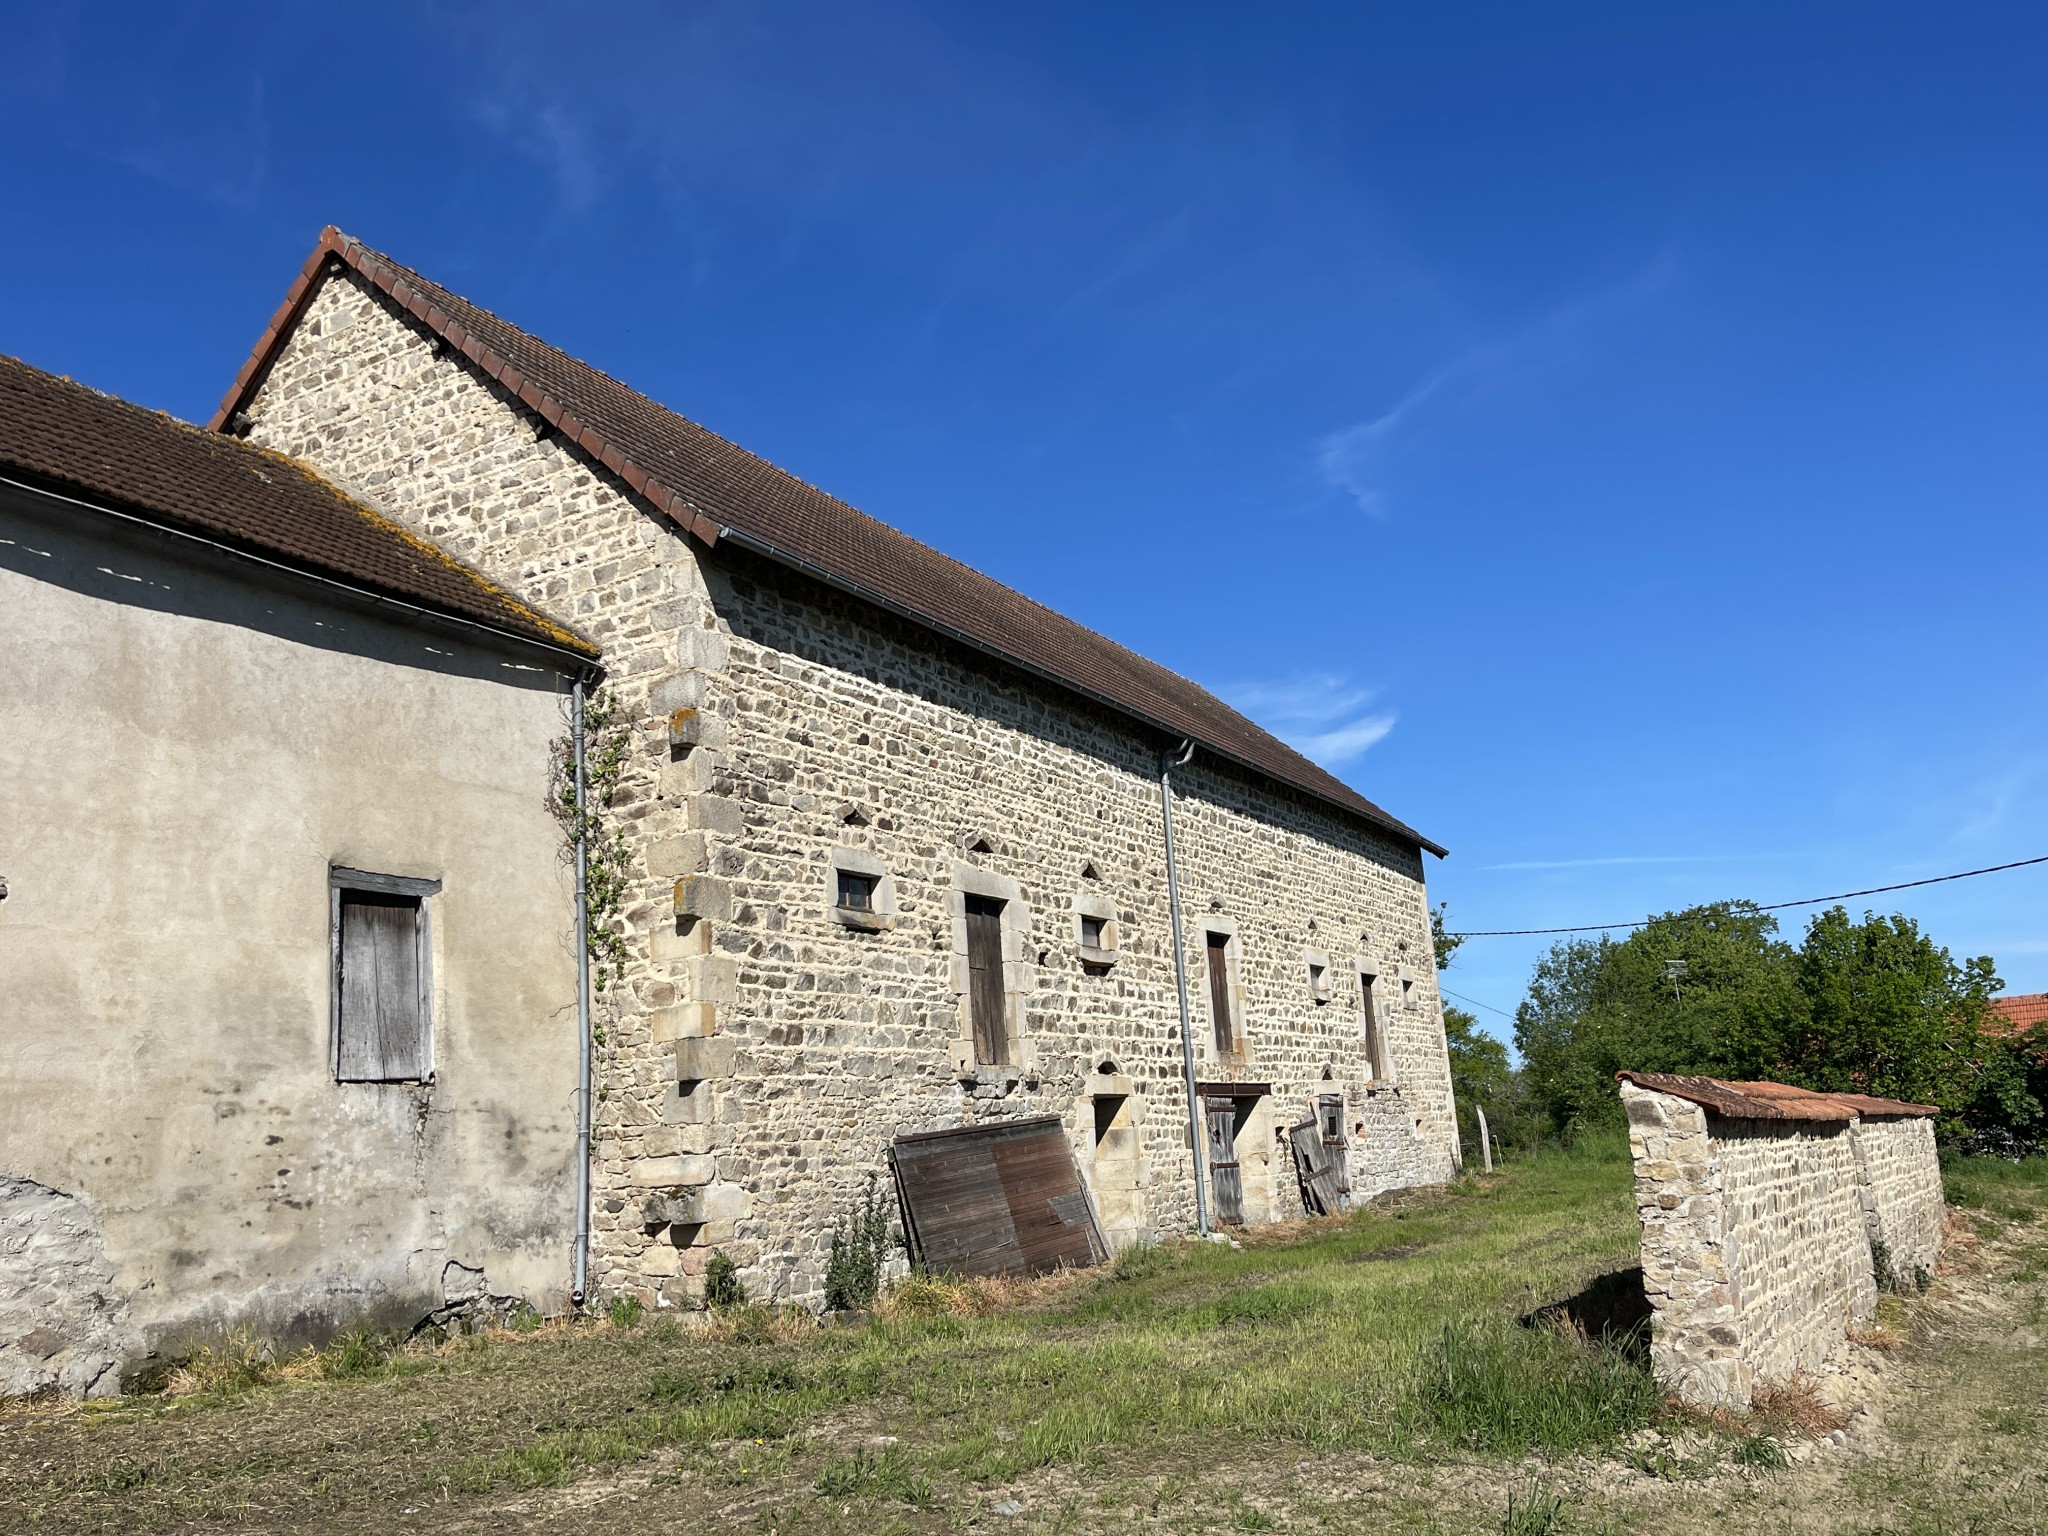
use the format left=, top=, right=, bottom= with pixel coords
left=892, top=1117, right=1105, bottom=1278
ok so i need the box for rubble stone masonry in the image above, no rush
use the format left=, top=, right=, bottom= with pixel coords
left=1622, top=1083, right=1942, bottom=1407
left=239, top=268, right=1460, bottom=1310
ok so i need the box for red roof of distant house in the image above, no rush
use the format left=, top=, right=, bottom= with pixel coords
left=1988, top=992, right=2048, bottom=1035
left=1615, top=1071, right=1939, bottom=1121
left=0, top=353, right=595, bottom=661
left=210, top=227, right=1445, bottom=857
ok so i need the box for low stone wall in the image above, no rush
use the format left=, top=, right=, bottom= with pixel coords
left=1852, top=1115, right=1943, bottom=1284
left=1621, top=1079, right=1942, bottom=1407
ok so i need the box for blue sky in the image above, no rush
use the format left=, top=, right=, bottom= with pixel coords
left=8, top=3, right=2048, bottom=1043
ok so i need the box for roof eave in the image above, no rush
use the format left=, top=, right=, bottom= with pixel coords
left=215, top=229, right=1446, bottom=858
left=717, top=523, right=1448, bottom=857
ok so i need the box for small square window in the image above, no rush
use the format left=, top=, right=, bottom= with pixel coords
left=836, top=869, right=878, bottom=912
left=1080, top=914, right=1106, bottom=950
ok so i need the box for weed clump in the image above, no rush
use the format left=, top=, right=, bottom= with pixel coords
left=607, top=1294, right=645, bottom=1330
left=166, top=1329, right=275, bottom=1397
left=814, top=1447, right=934, bottom=1506
left=704, top=1251, right=746, bottom=1310
left=315, top=1324, right=394, bottom=1379
left=1413, top=1321, right=1658, bottom=1454
left=823, top=1173, right=897, bottom=1312
left=1499, top=1482, right=1574, bottom=1536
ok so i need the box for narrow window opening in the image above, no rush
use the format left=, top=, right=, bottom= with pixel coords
left=965, top=894, right=1009, bottom=1066
left=1360, top=973, right=1389, bottom=1083
left=1206, top=931, right=1235, bottom=1056
left=1308, top=961, right=1329, bottom=1003
left=1080, top=914, right=1107, bottom=950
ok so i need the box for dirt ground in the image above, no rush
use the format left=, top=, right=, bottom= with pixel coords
left=3, top=1186, right=2041, bottom=1535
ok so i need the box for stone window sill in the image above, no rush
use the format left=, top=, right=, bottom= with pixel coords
left=1077, top=945, right=1119, bottom=969
left=829, top=905, right=891, bottom=932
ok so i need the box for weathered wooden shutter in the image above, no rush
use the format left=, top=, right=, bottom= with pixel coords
left=1289, top=1118, right=1343, bottom=1216
left=1205, top=1097, right=1244, bottom=1225
left=965, top=895, right=1008, bottom=1065
left=1318, top=1093, right=1351, bottom=1195
left=337, top=890, right=427, bottom=1081
left=892, top=1117, right=1106, bottom=1276
left=1360, top=974, right=1387, bottom=1080
left=1206, top=933, right=1234, bottom=1055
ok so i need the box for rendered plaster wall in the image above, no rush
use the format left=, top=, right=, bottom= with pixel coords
left=1622, top=1084, right=1942, bottom=1408
left=1851, top=1116, right=1944, bottom=1282
left=240, top=267, right=1460, bottom=1312
left=0, top=490, right=578, bottom=1394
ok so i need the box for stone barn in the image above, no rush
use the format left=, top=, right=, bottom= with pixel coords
left=210, top=228, right=1462, bottom=1311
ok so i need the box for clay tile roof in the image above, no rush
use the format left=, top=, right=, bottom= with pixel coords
left=1988, top=992, right=2048, bottom=1035
left=211, top=228, right=1444, bottom=857
left=1615, top=1071, right=1938, bottom=1121
left=0, top=354, right=595, bottom=662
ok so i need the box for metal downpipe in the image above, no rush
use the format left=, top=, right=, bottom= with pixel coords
left=570, top=676, right=595, bottom=1307
left=1159, top=739, right=1210, bottom=1238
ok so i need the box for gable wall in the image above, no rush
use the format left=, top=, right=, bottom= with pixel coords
left=241, top=270, right=1458, bottom=1309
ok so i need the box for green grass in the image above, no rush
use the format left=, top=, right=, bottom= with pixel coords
left=0, top=1137, right=1659, bottom=1532
left=1941, top=1150, right=2048, bottom=1215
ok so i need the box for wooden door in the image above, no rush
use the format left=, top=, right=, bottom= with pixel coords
left=1205, top=1096, right=1244, bottom=1226
left=1205, top=932, right=1234, bottom=1056
left=965, top=895, right=1008, bottom=1065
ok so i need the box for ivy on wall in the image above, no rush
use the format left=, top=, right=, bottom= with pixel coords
left=549, top=687, right=636, bottom=996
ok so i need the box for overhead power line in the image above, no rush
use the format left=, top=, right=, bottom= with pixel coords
left=1448, top=854, right=2048, bottom=939
left=1441, top=986, right=1517, bottom=1021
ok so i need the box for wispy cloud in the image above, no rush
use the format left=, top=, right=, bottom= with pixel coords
left=1221, top=672, right=1395, bottom=766
left=1316, top=254, right=1677, bottom=514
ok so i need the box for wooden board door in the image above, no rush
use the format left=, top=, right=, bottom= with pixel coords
left=890, top=1117, right=1106, bottom=1277
left=1205, top=1097, right=1244, bottom=1226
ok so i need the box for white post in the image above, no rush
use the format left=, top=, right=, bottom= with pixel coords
left=1474, top=1105, right=1494, bottom=1173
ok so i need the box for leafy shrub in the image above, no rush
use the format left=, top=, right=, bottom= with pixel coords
left=607, top=1293, right=645, bottom=1330
left=823, top=1172, right=897, bottom=1312
left=704, top=1251, right=746, bottom=1310
left=1413, top=1321, right=1659, bottom=1454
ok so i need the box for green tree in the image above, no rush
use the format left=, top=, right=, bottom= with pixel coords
left=1443, top=1005, right=1544, bottom=1160
left=1513, top=902, right=1808, bottom=1134
left=1784, top=907, right=2019, bottom=1134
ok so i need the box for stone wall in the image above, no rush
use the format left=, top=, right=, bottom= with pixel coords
left=1852, top=1116, right=1944, bottom=1284
left=1622, top=1082, right=1941, bottom=1407
left=239, top=266, right=1460, bottom=1311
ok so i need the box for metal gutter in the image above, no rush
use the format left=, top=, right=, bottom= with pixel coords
left=569, top=679, right=595, bottom=1307
left=1158, top=739, right=1211, bottom=1239
left=712, top=524, right=1445, bottom=858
